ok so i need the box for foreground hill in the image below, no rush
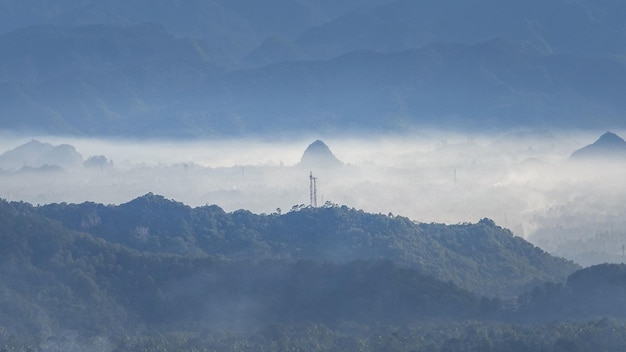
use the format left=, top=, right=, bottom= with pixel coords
left=0, top=198, right=490, bottom=336
left=36, top=193, right=578, bottom=297
left=5, top=196, right=626, bottom=350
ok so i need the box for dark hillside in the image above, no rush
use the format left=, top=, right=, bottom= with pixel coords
left=517, top=264, right=626, bottom=322
left=37, top=194, right=579, bottom=297
left=4, top=197, right=626, bottom=349
left=0, top=199, right=489, bottom=335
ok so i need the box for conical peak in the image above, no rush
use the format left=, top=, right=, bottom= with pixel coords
left=596, top=131, right=626, bottom=146
left=300, top=140, right=342, bottom=168
left=571, top=131, right=626, bottom=160
left=306, top=140, right=331, bottom=153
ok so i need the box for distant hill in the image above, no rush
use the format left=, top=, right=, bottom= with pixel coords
left=0, top=0, right=392, bottom=64
left=192, top=38, right=626, bottom=134
left=1, top=0, right=626, bottom=136
left=293, top=0, right=626, bottom=60
left=0, top=139, right=83, bottom=171
left=299, top=140, right=343, bottom=169
left=7, top=0, right=626, bottom=60
left=36, top=193, right=579, bottom=297
left=570, top=131, right=626, bottom=160
left=3, top=30, right=626, bottom=136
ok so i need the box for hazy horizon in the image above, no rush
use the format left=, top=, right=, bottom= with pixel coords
left=1, top=128, right=625, bottom=266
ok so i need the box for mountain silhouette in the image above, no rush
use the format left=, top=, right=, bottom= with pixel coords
left=0, top=140, right=83, bottom=171
left=570, top=131, right=626, bottom=160
left=2, top=1, right=626, bottom=136
left=299, top=140, right=343, bottom=168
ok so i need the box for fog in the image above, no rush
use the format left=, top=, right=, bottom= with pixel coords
left=1, top=129, right=625, bottom=265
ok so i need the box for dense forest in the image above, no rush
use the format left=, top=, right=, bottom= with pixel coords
left=2, top=194, right=626, bottom=350
left=34, top=193, right=578, bottom=297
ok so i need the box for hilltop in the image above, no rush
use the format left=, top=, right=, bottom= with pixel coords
left=571, top=131, right=626, bottom=160
left=299, top=140, right=343, bottom=169
left=36, top=193, right=578, bottom=297
left=4, top=195, right=626, bottom=350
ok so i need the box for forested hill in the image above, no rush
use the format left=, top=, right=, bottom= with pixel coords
left=5, top=196, right=626, bottom=350
left=0, top=199, right=486, bottom=336
left=34, top=193, right=578, bottom=297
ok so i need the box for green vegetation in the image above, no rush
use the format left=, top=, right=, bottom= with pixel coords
left=36, top=193, right=578, bottom=296
left=3, top=195, right=626, bottom=350
left=3, top=320, right=626, bottom=351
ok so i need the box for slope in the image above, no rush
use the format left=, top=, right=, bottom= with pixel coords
left=37, top=193, right=579, bottom=297
left=571, top=131, right=626, bottom=160
left=0, top=198, right=490, bottom=336
left=294, top=0, right=626, bottom=59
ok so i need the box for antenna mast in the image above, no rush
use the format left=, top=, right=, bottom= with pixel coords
left=309, top=171, right=318, bottom=207
left=313, top=175, right=318, bottom=208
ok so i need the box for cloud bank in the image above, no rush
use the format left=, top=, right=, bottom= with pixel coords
left=1, top=129, right=624, bottom=265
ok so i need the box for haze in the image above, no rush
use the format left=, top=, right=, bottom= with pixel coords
left=1, top=129, right=624, bottom=265
left=3, top=1, right=626, bottom=260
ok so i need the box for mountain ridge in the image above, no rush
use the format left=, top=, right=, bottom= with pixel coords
left=4, top=195, right=626, bottom=348
left=35, top=193, right=579, bottom=297
left=1, top=0, right=626, bottom=136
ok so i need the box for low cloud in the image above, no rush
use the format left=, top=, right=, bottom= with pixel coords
left=1, top=129, right=625, bottom=265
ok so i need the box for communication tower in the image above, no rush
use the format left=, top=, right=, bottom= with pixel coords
left=309, top=171, right=318, bottom=207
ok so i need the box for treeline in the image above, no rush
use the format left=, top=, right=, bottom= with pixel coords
left=34, top=193, right=578, bottom=296
left=3, top=320, right=626, bottom=352
left=0, top=198, right=493, bottom=335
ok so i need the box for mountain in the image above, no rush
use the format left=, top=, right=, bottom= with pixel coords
left=243, top=35, right=309, bottom=66
left=571, top=132, right=626, bottom=160
left=0, top=23, right=225, bottom=135
left=0, top=0, right=394, bottom=64
left=191, top=38, right=626, bottom=134
left=36, top=193, right=579, bottom=297
left=0, top=197, right=488, bottom=335
left=1, top=0, right=626, bottom=136
left=3, top=30, right=626, bottom=136
left=293, top=0, right=626, bottom=60
left=0, top=139, right=83, bottom=171
left=299, top=140, right=343, bottom=169
left=5, top=195, right=626, bottom=349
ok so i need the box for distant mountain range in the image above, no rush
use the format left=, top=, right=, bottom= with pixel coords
left=0, top=139, right=112, bottom=172
left=1, top=0, right=626, bottom=136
